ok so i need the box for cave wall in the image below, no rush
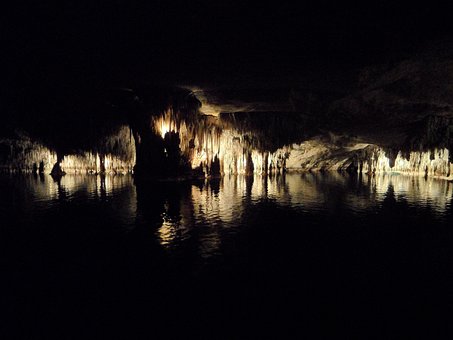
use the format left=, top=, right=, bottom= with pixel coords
left=3, top=81, right=453, bottom=179
left=0, top=126, right=135, bottom=174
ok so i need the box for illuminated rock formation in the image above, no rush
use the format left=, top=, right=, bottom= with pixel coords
left=3, top=104, right=452, bottom=179
left=0, top=132, right=56, bottom=173
left=138, top=107, right=291, bottom=176
left=2, top=66, right=453, bottom=179
left=0, top=126, right=135, bottom=175
left=270, top=139, right=452, bottom=178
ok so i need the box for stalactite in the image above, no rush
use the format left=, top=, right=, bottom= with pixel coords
left=0, top=126, right=135, bottom=174
left=358, top=148, right=452, bottom=177
left=3, top=97, right=452, bottom=180
left=149, top=109, right=288, bottom=175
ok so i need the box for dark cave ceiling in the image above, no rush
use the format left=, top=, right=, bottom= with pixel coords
left=2, top=1, right=453, bottom=136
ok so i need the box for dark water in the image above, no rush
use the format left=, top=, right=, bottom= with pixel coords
left=2, top=173, right=453, bottom=338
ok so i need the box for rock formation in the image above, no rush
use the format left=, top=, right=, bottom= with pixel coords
left=3, top=45, right=453, bottom=178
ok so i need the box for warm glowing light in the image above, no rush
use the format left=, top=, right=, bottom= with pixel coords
left=0, top=125, right=136, bottom=175
left=199, top=103, right=221, bottom=116
left=153, top=109, right=181, bottom=138
left=157, top=219, right=178, bottom=246
left=360, top=148, right=451, bottom=178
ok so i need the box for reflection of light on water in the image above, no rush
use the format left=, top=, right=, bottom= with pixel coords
left=27, top=172, right=446, bottom=259
left=155, top=197, right=193, bottom=249
left=264, top=173, right=453, bottom=214
left=156, top=173, right=453, bottom=256
left=157, top=219, right=178, bottom=247
left=156, top=176, right=255, bottom=257
left=30, top=175, right=134, bottom=202
left=13, top=174, right=137, bottom=228
left=365, top=174, right=453, bottom=212
left=19, top=171, right=453, bottom=262
left=190, top=176, right=251, bottom=224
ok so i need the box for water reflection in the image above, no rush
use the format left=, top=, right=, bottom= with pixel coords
left=2, top=172, right=451, bottom=258
left=0, top=174, right=137, bottom=227
left=134, top=173, right=453, bottom=258
left=27, top=174, right=135, bottom=202
left=366, top=174, right=453, bottom=211
left=265, top=172, right=453, bottom=214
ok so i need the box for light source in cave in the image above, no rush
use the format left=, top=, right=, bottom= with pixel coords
left=157, top=119, right=174, bottom=139
left=153, top=108, right=183, bottom=139
left=151, top=110, right=288, bottom=175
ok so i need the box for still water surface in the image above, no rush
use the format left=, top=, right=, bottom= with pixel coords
left=2, top=173, right=453, bottom=338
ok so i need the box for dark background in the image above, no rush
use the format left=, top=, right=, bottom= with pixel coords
left=1, top=1, right=453, bottom=134
left=2, top=1, right=453, bottom=89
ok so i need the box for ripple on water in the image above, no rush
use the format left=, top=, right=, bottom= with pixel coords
left=1, top=172, right=452, bottom=257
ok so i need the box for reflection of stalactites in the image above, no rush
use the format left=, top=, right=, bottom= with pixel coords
left=362, top=174, right=453, bottom=213
left=382, top=184, right=397, bottom=209
left=54, top=178, right=68, bottom=201
left=153, top=185, right=192, bottom=248
left=98, top=175, right=107, bottom=199
left=157, top=219, right=178, bottom=247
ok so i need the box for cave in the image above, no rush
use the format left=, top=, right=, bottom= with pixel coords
left=3, top=2, right=453, bottom=339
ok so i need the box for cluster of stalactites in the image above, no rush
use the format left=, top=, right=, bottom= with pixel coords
left=0, top=146, right=135, bottom=175
left=149, top=109, right=451, bottom=179
left=152, top=108, right=187, bottom=139
left=0, top=137, right=56, bottom=173
left=59, top=125, right=136, bottom=174
left=181, top=125, right=289, bottom=175
left=0, top=126, right=136, bottom=174
left=59, top=152, right=135, bottom=175
left=150, top=110, right=289, bottom=175
left=359, top=147, right=452, bottom=178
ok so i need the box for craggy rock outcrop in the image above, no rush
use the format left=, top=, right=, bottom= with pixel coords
left=4, top=47, right=453, bottom=178
left=280, top=140, right=452, bottom=178
left=328, top=57, right=453, bottom=149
